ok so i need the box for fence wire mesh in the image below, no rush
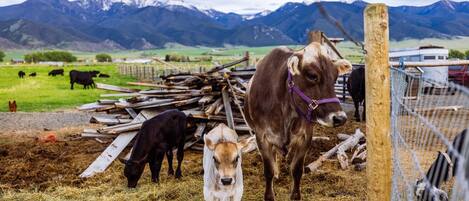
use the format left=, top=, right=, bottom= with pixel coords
left=391, top=67, right=469, bottom=201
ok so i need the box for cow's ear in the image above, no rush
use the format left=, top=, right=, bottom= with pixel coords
left=334, top=59, right=352, bottom=75
left=287, top=55, right=301, bottom=75
left=204, top=137, right=216, bottom=150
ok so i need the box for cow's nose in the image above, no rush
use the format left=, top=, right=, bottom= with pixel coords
left=221, top=178, right=233, bottom=185
left=332, top=115, right=347, bottom=127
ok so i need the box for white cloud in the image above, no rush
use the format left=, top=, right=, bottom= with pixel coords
left=0, top=0, right=467, bottom=14
left=0, top=0, right=25, bottom=6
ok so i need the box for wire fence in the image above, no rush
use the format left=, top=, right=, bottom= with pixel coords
left=118, top=64, right=209, bottom=82
left=390, top=67, right=469, bottom=201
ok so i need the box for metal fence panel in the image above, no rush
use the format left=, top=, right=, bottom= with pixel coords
left=390, top=67, right=469, bottom=201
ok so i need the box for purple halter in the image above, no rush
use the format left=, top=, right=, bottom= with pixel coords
left=287, top=70, right=341, bottom=122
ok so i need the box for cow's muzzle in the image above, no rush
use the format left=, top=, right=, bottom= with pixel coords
left=317, top=111, right=347, bottom=128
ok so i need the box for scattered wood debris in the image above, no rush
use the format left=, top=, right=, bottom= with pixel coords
left=306, top=129, right=366, bottom=173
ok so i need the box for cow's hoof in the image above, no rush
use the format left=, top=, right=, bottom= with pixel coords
left=168, top=169, right=174, bottom=175
left=290, top=192, right=301, bottom=200
left=151, top=178, right=159, bottom=183
left=265, top=193, right=275, bottom=201
left=175, top=172, right=182, bottom=179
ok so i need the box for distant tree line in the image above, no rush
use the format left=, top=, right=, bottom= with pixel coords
left=24, top=51, right=77, bottom=63
left=449, top=49, right=469, bottom=60
left=164, top=54, right=212, bottom=62
left=96, top=53, right=112, bottom=62
left=0, top=50, right=5, bottom=62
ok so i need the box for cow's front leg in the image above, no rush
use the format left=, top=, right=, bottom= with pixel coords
left=289, top=132, right=312, bottom=200
left=362, top=100, right=366, bottom=121
left=257, top=135, right=277, bottom=201
left=353, top=99, right=360, bottom=122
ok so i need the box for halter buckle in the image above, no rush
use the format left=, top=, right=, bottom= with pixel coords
left=308, top=100, right=319, bottom=111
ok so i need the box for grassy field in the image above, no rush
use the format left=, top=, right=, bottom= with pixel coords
left=0, top=64, right=138, bottom=112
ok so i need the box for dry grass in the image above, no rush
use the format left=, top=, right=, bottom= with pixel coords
left=0, top=120, right=367, bottom=201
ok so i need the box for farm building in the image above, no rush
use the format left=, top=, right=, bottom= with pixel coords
left=390, top=45, right=449, bottom=87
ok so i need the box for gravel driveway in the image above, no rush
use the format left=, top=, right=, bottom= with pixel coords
left=0, top=111, right=99, bottom=133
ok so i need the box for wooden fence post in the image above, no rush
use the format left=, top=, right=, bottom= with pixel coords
left=364, top=4, right=391, bottom=201
left=244, top=51, right=250, bottom=68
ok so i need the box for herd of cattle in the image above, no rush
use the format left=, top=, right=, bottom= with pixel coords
left=17, top=69, right=110, bottom=89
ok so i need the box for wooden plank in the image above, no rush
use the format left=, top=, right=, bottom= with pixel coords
left=96, top=83, right=137, bottom=93
left=205, top=98, right=222, bottom=115
left=193, top=123, right=207, bottom=138
left=127, top=82, right=189, bottom=90
left=364, top=4, right=391, bottom=201
left=207, top=57, right=249, bottom=73
left=81, top=133, right=116, bottom=138
left=198, top=95, right=214, bottom=105
left=100, top=93, right=140, bottom=97
left=77, top=102, right=108, bottom=111
left=79, top=113, right=148, bottom=178
left=115, top=98, right=175, bottom=108
left=98, top=99, right=119, bottom=105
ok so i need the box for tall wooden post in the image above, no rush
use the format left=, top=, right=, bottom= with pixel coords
left=244, top=51, right=250, bottom=68
left=364, top=4, right=391, bottom=201
left=308, top=30, right=324, bottom=44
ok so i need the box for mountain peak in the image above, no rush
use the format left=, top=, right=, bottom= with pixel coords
left=73, top=0, right=198, bottom=11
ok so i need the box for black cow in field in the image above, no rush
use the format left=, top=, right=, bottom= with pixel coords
left=69, top=70, right=96, bottom=90
left=48, top=69, right=64, bottom=76
left=414, top=129, right=468, bottom=201
left=29, top=72, right=37, bottom=77
left=18, top=71, right=25, bottom=78
left=124, top=109, right=187, bottom=188
left=98, top=73, right=110, bottom=78
left=347, top=67, right=365, bottom=122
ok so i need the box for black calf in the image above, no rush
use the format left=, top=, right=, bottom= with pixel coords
left=347, top=67, right=365, bottom=121
left=48, top=69, right=64, bottom=76
left=29, top=72, right=37, bottom=77
left=98, top=73, right=110, bottom=78
left=18, top=71, right=25, bottom=78
left=124, top=109, right=187, bottom=188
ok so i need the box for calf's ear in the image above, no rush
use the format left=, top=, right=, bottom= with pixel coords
left=334, top=59, right=352, bottom=75
left=287, top=55, right=301, bottom=75
left=204, top=137, right=216, bottom=150
left=237, top=136, right=255, bottom=152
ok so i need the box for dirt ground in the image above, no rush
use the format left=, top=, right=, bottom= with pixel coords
left=0, top=114, right=366, bottom=201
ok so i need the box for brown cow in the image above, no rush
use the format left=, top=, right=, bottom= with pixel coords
left=244, top=43, right=352, bottom=200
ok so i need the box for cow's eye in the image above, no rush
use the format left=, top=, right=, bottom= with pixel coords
left=306, top=72, right=319, bottom=82
left=234, top=156, right=239, bottom=163
left=213, top=156, right=219, bottom=164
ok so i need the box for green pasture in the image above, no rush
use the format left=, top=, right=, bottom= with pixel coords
left=0, top=64, right=137, bottom=112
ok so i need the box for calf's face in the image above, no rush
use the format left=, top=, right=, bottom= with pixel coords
left=124, top=161, right=145, bottom=188
left=287, top=43, right=352, bottom=127
left=205, top=139, right=249, bottom=186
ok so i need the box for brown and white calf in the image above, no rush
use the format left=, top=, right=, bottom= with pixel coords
left=203, top=124, right=250, bottom=201
left=245, top=43, right=352, bottom=200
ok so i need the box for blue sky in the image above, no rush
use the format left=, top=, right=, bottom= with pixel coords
left=0, top=0, right=467, bottom=14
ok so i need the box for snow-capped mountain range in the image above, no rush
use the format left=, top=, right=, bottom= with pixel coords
left=0, top=0, right=468, bottom=51
left=74, top=0, right=197, bottom=10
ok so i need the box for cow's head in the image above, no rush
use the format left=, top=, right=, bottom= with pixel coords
left=204, top=137, right=250, bottom=187
left=124, top=160, right=146, bottom=188
left=287, top=42, right=352, bottom=127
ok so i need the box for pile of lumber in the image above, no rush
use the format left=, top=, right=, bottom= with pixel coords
left=78, top=57, right=256, bottom=178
